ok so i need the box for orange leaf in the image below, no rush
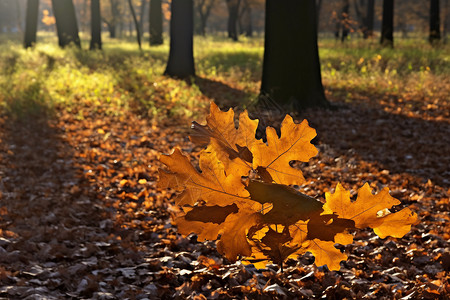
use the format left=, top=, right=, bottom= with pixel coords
left=158, top=148, right=249, bottom=206
left=251, top=116, right=317, bottom=185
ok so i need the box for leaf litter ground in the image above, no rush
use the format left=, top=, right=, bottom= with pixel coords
left=0, top=87, right=448, bottom=299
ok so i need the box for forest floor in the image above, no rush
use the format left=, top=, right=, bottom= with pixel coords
left=0, top=37, right=449, bottom=299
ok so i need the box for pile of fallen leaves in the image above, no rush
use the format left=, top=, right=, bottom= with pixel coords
left=0, top=86, right=449, bottom=298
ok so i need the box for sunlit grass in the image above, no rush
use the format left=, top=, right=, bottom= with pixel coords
left=0, top=32, right=448, bottom=120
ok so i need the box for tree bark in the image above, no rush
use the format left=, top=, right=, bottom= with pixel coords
left=226, top=0, right=241, bottom=41
left=364, top=0, right=375, bottom=39
left=149, top=0, right=163, bottom=45
left=429, top=0, right=441, bottom=44
left=164, top=0, right=195, bottom=78
left=239, top=0, right=252, bottom=37
left=316, top=0, right=323, bottom=29
left=260, top=0, right=328, bottom=111
left=341, top=0, right=350, bottom=42
left=24, top=0, right=39, bottom=48
left=51, top=0, right=81, bottom=48
left=380, top=0, right=394, bottom=47
left=139, top=0, right=147, bottom=37
left=90, top=0, right=102, bottom=50
left=127, top=0, right=142, bottom=49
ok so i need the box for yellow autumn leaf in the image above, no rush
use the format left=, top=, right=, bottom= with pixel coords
left=251, top=115, right=318, bottom=185
left=158, top=148, right=249, bottom=206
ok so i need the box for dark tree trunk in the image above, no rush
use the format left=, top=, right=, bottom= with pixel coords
left=197, top=0, right=215, bottom=36
left=24, top=0, right=39, bottom=48
left=429, top=0, right=441, bottom=43
left=380, top=0, right=394, bottom=47
left=226, top=0, right=241, bottom=41
left=316, top=0, right=323, bottom=29
left=239, top=0, right=252, bottom=37
left=149, top=0, right=163, bottom=45
left=107, top=0, right=120, bottom=38
left=164, top=0, right=195, bottom=78
left=51, top=0, right=81, bottom=48
left=260, top=0, right=328, bottom=111
left=341, top=0, right=350, bottom=42
left=444, top=0, right=449, bottom=43
left=364, top=0, right=375, bottom=39
left=127, top=0, right=142, bottom=49
left=139, top=0, right=147, bottom=37
left=90, top=0, right=102, bottom=50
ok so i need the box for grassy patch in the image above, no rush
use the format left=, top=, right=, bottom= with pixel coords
left=0, top=34, right=448, bottom=120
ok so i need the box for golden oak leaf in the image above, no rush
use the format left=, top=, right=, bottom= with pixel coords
left=175, top=204, right=239, bottom=241
left=176, top=206, right=262, bottom=260
left=246, top=180, right=323, bottom=225
left=304, top=239, right=348, bottom=271
left=323, top=183, right=418, bottom=238
left=190, top=102, right=260, bottom=175
left=373, top=208, right=419, bottom=239
left=251, top=116, right=318, bottom=185
left=158, top=148, right=248, bottom=206
left=175, top=215, right=222, bottom=241
left=216, top=208, right=263, bottom=261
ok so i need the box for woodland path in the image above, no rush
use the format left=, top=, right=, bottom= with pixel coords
left=0, top=92, right=448, bottom=298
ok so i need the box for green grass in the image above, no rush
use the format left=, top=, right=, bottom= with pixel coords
left=0, top=32, right=448, bottom=119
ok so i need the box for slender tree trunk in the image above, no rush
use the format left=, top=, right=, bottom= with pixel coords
left=364, top=0, right=374, bottom=39
left=90, top=0, right=102, bottom=50
left=260, top=0, right=328, bottom=110
left=52, top=0, right=81, bottom=48
left=198, top=0, right=215, bottom=36
left=149, top=0, right=163, bottom=45
left=127, top=0, right=142, bottom=49
left=429, top=0, right=441, bottom=44
left=108, top=0, right=120, bottom=38
left=16, top=0, right=23, bottom=32
left=139, top=0, right=147, bottom=37
left=240, top=0, right=252, bottom=37
left=341, top=0, right=350, bottom=42
left=164, top=0, right=195, bottom=78
left=380, top=0, right=394, bottom=47
left=444, top=0, right=449, bottom=43
left=226, top=0, right=241, bottom=41
left=24, top=0, right=39, bottom=48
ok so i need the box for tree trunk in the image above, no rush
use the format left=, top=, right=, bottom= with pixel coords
left=239, top=0, right=252, bottom=37
left=316, top=0, right=323, bottom=29
left=127, top=0, right=142, bottom=49
left=24, top=0, right=39, bottom=48
left=380, top=0, right=394, bottom=47
left=260, top=0, right=328, bottom=111
left=51, top=0, right=81, bottom=48
left=226, top=0, right=241, bottom=41
left=108, top=0, right=120, bottom=38
left=341, top=0, right=350, bottom=42
left=164, top=0, right=195, bottom=78
left=139, top=0, right=147, bottom=37
left=364, top=0, right=374, bottom=39
left=149, top=0, right=163, bottom=45
left=90, top=0, right=102, bottom=50
left=429, top=0, right=441, bottom=44
left=444, top=0, right=449, bottom=43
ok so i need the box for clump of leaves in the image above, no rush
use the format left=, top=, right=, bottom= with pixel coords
left=158, top=102, right=418, bottom=271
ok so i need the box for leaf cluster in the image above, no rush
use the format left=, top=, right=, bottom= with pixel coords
left=158, top=102, right=418, bottom=271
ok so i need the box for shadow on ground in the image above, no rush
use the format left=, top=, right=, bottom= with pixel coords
left=299, top=93, right=450, bottom=187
